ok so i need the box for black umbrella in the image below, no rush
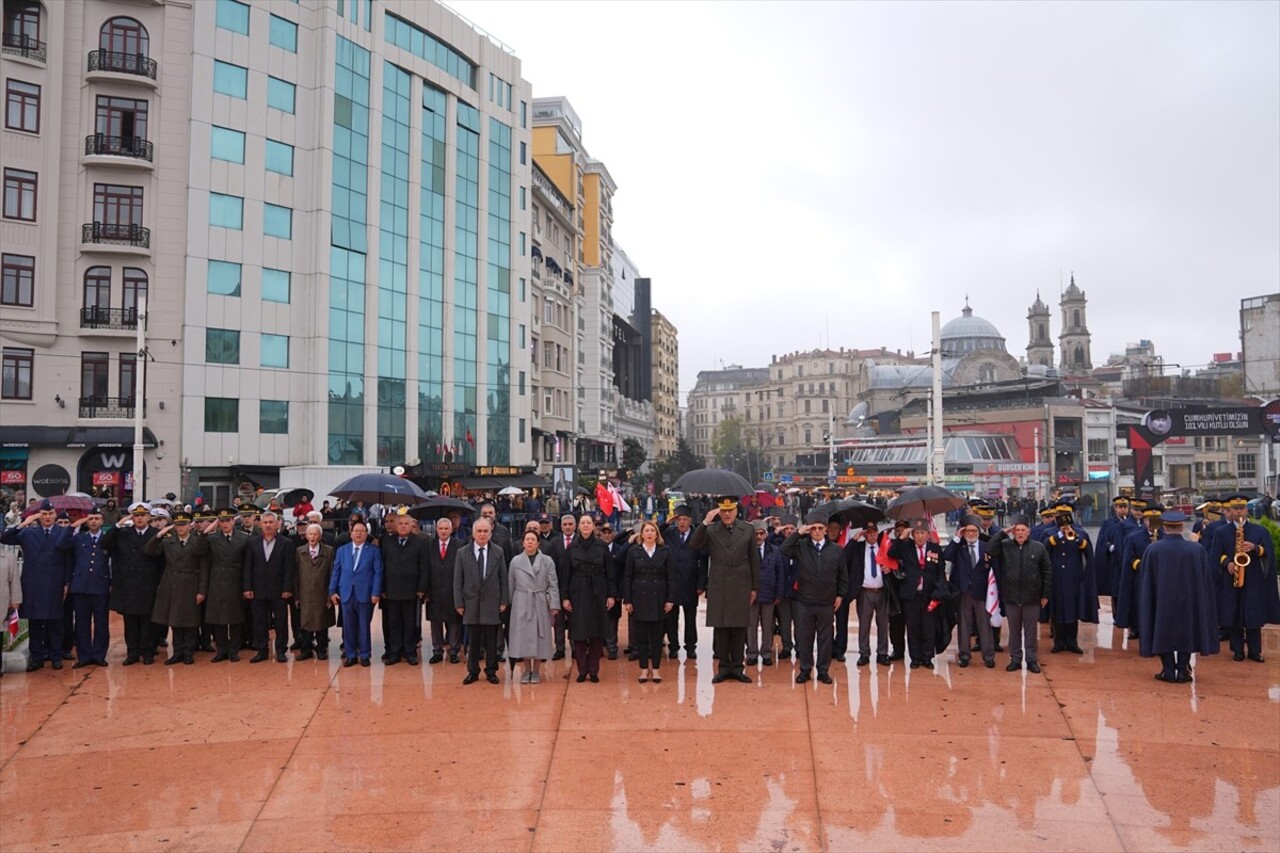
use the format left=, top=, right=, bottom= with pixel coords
left=825, top=498, right=885, bottom=529
left=329, top=472, right=429, bottom=506
left=407, top=495, right=477, bottom=521
left=672, top=468, right=753, bottom=498
left=885, top=485, right=967, bottom=521
left=576, top=486, right=592, bottom=496
left=281, top=487, right=314, bottom=506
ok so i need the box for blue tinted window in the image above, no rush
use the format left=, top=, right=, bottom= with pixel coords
left=206, top=328, right=240, bottom=364
left=261, top=333, right=289, bottom=368
left=209, top=193, right=243, bottom=229
left=260, top=400, right=288, bottom=434
left=265, top=139, right=294, bottom=175
left=216, top=0, right=250, bottom=35
left=268, top=15, right=297, bottom=52
left=213, top=61, right=247, bottom=99
left=262, top=268, right=290, bottom=303
left=263, top=203, right=292, bottom=238
left=267, top=77, right=295, bottom=114
left=207, top=260, right=241, bottom=296
left=210, top=126, right=245, bottom=164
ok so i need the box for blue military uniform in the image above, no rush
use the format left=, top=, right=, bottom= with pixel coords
left=1043, top=504, right=1096, bottom=654
left=1115, top=507, right=1165, bottom=637
left=1207, top=497, right=1280, bottom=661
left=0, top=504, right=72, bottom=669
left=59, top=521, right=113, bottom=665
left=1138, top=512, right=1219, bottom=682
left=1094, top=498, right=1138, bottom=600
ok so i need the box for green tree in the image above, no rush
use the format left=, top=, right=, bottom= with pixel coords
left=621, top=437, right=647, bottom=481
left=711, top=417, right=766, bottom=484
left=649, top=438, right=705, bottom=493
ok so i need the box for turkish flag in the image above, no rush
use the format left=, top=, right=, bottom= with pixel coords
left=595, top=482, right=613, bottom=516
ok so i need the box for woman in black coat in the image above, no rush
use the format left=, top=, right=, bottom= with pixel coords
left=623, top=520, right=676, bottom=683
left=559, top=515, right=615, bottom=683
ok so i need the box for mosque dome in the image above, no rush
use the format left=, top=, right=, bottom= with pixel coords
left=940, top=301, right=1006, bottom=354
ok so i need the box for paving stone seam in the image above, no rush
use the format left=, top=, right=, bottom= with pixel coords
left=234, top=662, right=342, bottom=853
left=526, top=662, right=572, bottom=853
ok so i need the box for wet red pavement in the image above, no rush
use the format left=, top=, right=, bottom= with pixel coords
left=1, top=608, right=1277, bottom=852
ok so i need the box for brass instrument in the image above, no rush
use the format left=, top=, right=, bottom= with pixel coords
left=1231, top=523, right=1249, bottom=588
left=1063, top=526, right=1076, bottom=542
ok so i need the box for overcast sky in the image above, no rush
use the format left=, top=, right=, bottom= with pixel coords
left=448, top=0, right=1280, bottom=403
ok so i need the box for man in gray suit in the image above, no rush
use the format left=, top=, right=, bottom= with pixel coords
left=454, top=518, right=508, bottom=684
left=690, top=497, right=761, bottom=684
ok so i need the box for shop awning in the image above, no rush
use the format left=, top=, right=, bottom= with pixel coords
left=457, top=475, right=552, bottom=492
left=0, top=426, right=158, bottom=448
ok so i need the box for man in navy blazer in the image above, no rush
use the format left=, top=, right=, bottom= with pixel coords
left=1, top=500, right=72, bottom=671
left=61, top=509, right=113, bottom=667
left=242, top=512, right=297, bottom=663
left=329, top=518, right=383, bottom=666
left=943, top=514, right=995, bottom=668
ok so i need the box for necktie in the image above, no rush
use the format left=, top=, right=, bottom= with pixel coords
left=353, top=545, right=361, bottom=566
left=565, top=535, right=571, bottom=549
left=816, top=541, right=823, bottom=552
left=972, top=544, right=979, bottom=567
left=479, top=547, right=486, bottom=580
left=869, top=545, right=877, bottom=578
left=919, top=547, right=925, bottom=565
left=440, top=541, right=447, bottom=559
left=759, top=545, right=764, bottom=560
left=399, top=538, right=406, bottom=547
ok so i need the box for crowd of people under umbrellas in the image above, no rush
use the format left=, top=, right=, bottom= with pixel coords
left=1, top=471, right=1275, bottom=688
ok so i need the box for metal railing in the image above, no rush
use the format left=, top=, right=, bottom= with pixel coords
left=80, top=306, right=140, bottom=330
left=78, top=396, right=142, bottom=418
left=87, top=49, right=157, bottom=79
left=2, top=32, right=45, bottom=62
left=82, top=222, right=150, bottom=248
left=84, top=134, right=153, bottom=161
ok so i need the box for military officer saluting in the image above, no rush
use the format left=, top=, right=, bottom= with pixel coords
left=61, top=509, right=113, bottom=667
left=200, top=507, right=251, bottom=662
left=144, top=510, right=210, bottom=665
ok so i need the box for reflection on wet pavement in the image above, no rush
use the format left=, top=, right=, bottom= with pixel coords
left=1, top=608, right=1276, bottom=851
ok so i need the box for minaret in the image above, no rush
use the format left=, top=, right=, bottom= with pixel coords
left=1026, top=291, right=1053, bottom=367
left=1058, top=274, right=1092, bottom=372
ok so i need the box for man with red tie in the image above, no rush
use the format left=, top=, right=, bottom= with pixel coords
left=426, top=517, right=464, bottom=664
left=889, top=518, right=945, bottom=669
left=540, top=513, right=577, bottom=660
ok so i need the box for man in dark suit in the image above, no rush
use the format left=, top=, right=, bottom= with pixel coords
left=242, top=511, right=296, bottom=663
left=663, top=506, right=706, bottom=661
left=845, top=520, right=891, bottom=667
left=99, top=502, right=163, bottom=665
left=380, top=509, right=429, bottom=665
left=781, top=512, right=848, bottom=684
left=455, top=517, right=508, bottom=684
left=889, top=518, right=945, bottom=669
left=943, top=514, right=995, bottom=668
left=539, top=513, right=576, bottom=660
left=426, top=516, right=465, bottom=663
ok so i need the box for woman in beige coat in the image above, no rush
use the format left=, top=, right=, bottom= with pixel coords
left=507, top=530, right=559, bottom=683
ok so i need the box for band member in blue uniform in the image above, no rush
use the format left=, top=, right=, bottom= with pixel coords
left=1115, top=504, right=1163, bottom=642
left=1208, top=494, right=1279, bottom=662
left=1095, top=496, right=1137, bottom=601
left=1138, top=511, right=1219, bottom=683
left=1043, top=503, right=1096, bottom=655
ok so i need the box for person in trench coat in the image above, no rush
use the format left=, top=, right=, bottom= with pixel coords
left=506, top=529, right=559, bottom=683
left=199, top=508, right=250, bottom=662
left=294, top=523, right=335, bottom=660
left=100, top=502, right=164, bottom=665
left=623, top=520, right=676, bottom=683
left=558, top=515, right=615, bottom=683
left=690, top=498, right=760, bottom=683
left=144, top=510, right=210, bottom=665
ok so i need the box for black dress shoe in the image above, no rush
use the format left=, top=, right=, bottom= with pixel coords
left=970, top=642, right=981, bottom=653
left=731, top=672, right=751, bottom=683
left=589, top=673, right=599, bottom=683
left=73, top=660, right=95, bottom=669
left=607, top=651, right=618, bottom=661
left=1126, top=631, right=1139, bottom=640
left=711, top=672, right=729, bottom=684
left=428, top=653, right=444, bottom=664
left=1050, top=646, right=1065, bottom=654
left=123, top=656, right=139, bottom=666
left=1176, top=671, right=1194, bottom=683
left=817, top=672, right=833, bottom=684
left=762, top=657, right=774, bottom=666
left=795, top=671, right=810, bottom=684
left=909, top=661, right=920, bottom=669
left=343, top=658, right=357, bottom=667
left=211, top=651, right=229, bottom=662
left=1027, top=662, right=1042, bottom=673
left=275, top=653, right=288, bottom=663
left=687, top=650, right=698, bottom=660
left=94, top=659, right=109, bottom=667
left=315, top=650, right=327, bottom=660
left=984, top=659, right=995, bottom=668
left=958, top=658, right=970, bottom=668
left=142, top=657, right=155, bottom=665
left=183, top=655, right=195, bottom=665
left=165, top=655, right=182, bottom=666
left=1248, top=653, right=1265, bottom=663
left=295, top=650, right=314, bottom=661
left=575, top=673, right=587, bottom=683
left=50, top=659, right=63, bottom=670
left=289, top=642, right=301, bottom=651
left=61, top=652, right=75, bottom=661
left=832, top=653, right=846, bottom=662
left=1068, top=645, right=1084, bottom=655
left=385, top=656, right=401, bottom=666
left=1006, top=661, right=1021, bottom=671
left=1154, top=671, right=1177, bottom=683
left=359, top=658, right=370, bottom=667
left=486, top=673, right=500, bottom=684
left=250, top=652, right=268, bottom=663
left=406, top=656, right=419, bottom=666
left=381, top=653, right=391, bottom=663
left=876, top=654, right=891, bottom=665
left=746, top=656, right=758, bottom=666
left=890, top=651, right=905, bottom=661
left=463, top=673, right=478, bottom=684
left=857, top=656, right=870, bottom=667
left=26, top=661, right=44, bottom=672
left=229, top=653, right=241, bottom=662
left=552, top=650, right=565, bottom=661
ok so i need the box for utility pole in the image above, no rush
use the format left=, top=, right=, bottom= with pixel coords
left=131, top=295, right=147, bottom=500
left=931, top=311, right=945, bottom=486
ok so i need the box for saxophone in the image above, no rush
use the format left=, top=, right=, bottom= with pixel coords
left=1231, top=523, right=1249, bottom=588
